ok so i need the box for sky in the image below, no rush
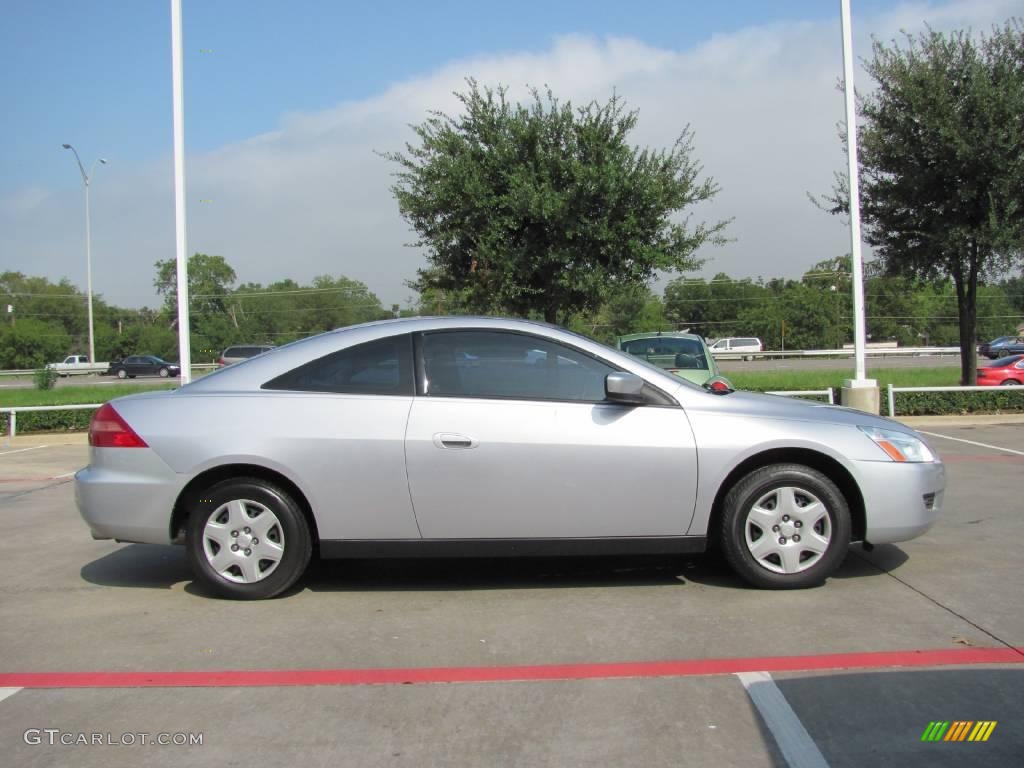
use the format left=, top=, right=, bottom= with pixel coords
left=2, top=0, right=1022, bottom=310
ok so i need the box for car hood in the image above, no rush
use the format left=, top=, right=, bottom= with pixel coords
left=680, top=388, right=913, bottom=434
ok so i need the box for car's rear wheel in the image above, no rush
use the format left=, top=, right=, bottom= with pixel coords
left=720, top=463, right=851, bottom=589
left=116, top=369, right=127, bottom=379
left=1001, top=379, right=1020, bottom=386
left=998, top=349, right=1010, bottom=358
left=187, top=478, right=312, bottom=600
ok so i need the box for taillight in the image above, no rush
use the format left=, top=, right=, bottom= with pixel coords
left=218, top=357, right=227, bottom=367
left=89, top=403, right=148, bottom=448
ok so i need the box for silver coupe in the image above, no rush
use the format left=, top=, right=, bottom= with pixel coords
left=76, top=317, right=944, bottom=599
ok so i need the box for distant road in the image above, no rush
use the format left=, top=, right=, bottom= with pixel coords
left=716, top=354, right=965, bottom=373
left=0, top=354, right=974, bottom=391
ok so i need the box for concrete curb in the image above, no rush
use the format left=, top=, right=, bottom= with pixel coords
left=897, top=414, right=1024, bottom=427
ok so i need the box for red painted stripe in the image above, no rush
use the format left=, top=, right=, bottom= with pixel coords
left=2, top=647, right=1021, bottom=689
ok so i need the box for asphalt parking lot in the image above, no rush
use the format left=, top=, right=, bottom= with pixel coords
left=0, top=421, right=1022, bottom=767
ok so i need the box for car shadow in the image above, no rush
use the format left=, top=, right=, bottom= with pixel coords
left=80, top=543, right=192, bottom=590
left=300, top=554, right=694, bottom=593
left=80, top=544, right=711, bottom=595
left=78, top=543, right=911, bottom=597
left=832, top=543, right=910, bottom=579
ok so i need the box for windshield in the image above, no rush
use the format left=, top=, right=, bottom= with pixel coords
left=621, top=337, right=710, bottom=370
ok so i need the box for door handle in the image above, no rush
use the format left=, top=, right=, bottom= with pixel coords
left=433, top=433, right=478, bottom=450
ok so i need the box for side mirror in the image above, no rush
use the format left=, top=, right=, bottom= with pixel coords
left=703, top=376, right=735, bottom=394
left=605, top=372, right=647, bottom=404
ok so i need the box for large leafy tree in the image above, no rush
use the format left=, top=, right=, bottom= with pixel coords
left=385, top=80, right=728, bottom=324
left=154, top=253, right=238, bottom=321
left=827, top=23, right=1024, bottom=384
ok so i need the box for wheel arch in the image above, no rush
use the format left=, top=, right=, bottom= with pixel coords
left=170, top=463, right=320, bottom=552
left=707, top=448, right=866, bottom=545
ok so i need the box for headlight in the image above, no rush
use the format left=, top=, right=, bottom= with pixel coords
left=859, top=426, right=936, bottom=463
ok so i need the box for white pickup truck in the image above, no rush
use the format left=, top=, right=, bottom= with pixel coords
left=46, top=355, right=109, bottom=376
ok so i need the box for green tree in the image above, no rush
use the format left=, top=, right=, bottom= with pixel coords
left=664, top=273, right=766, bottom=338
left=567, top=284, right=667, bottom=343
left=0, top=319, right=71, bottom=369
left=385, top=80, right=728, bottom=324
left=154, top=253, right=238, bottom=320
left=826, top=23, right=1024, bottom=384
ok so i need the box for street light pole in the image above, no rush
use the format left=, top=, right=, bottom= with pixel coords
left=838, top=0, right=879, bottom=413
left=62, top=144, right=107, bottom=365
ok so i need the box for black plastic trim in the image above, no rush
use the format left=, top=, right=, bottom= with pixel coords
left=319, top=536, right=706, bottom=559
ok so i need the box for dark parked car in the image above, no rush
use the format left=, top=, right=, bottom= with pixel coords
left=976, top=355, right=1024, bottom=386
left=107, top=356, right=181, bottom=379
left=982, top=335, right=1024, bottom=359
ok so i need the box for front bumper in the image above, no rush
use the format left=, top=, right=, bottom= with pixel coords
left=856, top=459, right=945, bottom=544
left=75, top=447, right=184, bottom=545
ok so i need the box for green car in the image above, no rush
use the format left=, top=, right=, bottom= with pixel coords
left=616, top=332, right=721, bottom=386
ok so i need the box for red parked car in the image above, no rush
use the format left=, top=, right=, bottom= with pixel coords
left=976, top=355, right=1024, bottom=386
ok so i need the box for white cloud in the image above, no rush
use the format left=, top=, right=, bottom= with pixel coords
left=2, top=0, right=1021, bottom=308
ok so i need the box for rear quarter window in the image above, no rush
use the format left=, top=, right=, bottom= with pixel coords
left=262, top=334, right=414, bottom=396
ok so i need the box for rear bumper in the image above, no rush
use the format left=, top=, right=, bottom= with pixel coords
left=75, top=447, right=184, bottom=545
left=856, top=459, right=945, bottom=544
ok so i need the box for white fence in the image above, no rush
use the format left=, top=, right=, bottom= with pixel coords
left=3, top=404, right=103, bottom=439
left=886, top=384, right=1024, bottom=418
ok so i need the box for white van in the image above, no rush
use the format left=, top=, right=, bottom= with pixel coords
left=709, top=337, right=763, bottom=360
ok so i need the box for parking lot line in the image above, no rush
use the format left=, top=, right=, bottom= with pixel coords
left=737, top=671, right=829, bottom=768
left=0, top=687, right=21, bottom=704
left=919, top=430, right=1024, bottom=457
left=1, top=646, right=1021, bottom=690
left=0, top=445, right=50, bottom=457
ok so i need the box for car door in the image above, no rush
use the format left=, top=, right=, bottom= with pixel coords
left=404, top=329, right=699, bottom=539
left=259, top=333, right=420, bottom=540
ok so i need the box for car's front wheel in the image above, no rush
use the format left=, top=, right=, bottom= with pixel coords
left=159, top=367, right=170, bottom=377
left=720, top=463, right=851, bottom=589
left=116, top=369, right=127, bottom=379
left=187, top=478, right=312, bottom=600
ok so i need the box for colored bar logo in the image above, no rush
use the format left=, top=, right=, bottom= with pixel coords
left=921, top=721, right=997, bottom=742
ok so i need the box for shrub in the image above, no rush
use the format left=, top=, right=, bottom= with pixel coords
left=890, top=389, right=1024, bottom=416
left=0, top=407, right=96, bottom=435
left=33, top=367, right=59, bottom=390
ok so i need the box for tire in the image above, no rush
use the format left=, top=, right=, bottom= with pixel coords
left=719, top=463, right=851, bottom=589
left=159, top=367, right=170, bottom=378
left=998, top=349, right=1010, bottom=358
left=186, top=477, right=312, bottom=600
left=116, top=369, right=127, bottom=379
left=1001, top=379, right=1020, bottom=386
